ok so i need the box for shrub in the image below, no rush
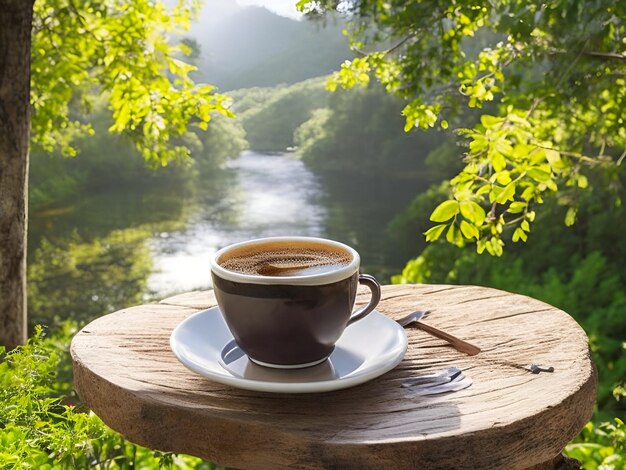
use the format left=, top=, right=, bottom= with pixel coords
left=0, top=325, right=220, bottom=469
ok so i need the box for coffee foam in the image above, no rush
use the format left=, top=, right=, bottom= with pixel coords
left=218, top=245, right=352, bottom=277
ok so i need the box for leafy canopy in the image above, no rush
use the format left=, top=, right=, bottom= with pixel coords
left=31, top=0, right=232, bottom=166
left=298, top=0, right=626, bottom=255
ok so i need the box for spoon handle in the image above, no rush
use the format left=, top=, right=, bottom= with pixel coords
left=411, top=322, right=481, bottom=356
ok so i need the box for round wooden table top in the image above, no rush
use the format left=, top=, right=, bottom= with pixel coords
left=71, top=284, right=596, bottom=470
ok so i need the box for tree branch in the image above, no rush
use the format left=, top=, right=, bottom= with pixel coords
left=536, top=145, right=603, bottom=166
left=384, top=34, right=415, bottom=54
left=546, top=47, right=626, bottom=62
left=584, top=50, right=626, bottom=61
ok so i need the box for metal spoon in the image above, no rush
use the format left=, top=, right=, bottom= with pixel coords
left=409, top=374, right=474, bottom=396
left=402, top=367, right=473, bottom=395
left=401, top=367, right=463, bottom=388
left=257, top=260, right=326, bottom=275
left=397, top=310, right=481, bottom=356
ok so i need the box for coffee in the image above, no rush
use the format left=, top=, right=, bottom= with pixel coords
left=218, top=242, right=351, bottom=277
left=211, top=236, right=380, bottom=368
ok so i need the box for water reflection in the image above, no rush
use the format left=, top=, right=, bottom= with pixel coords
left=28, top=183, right=196, bottom=250
left=28, top=229, right=153, bottom=329
left=147, top=151, right=326, bottom=295
left=318, top=171, right=431, bottom=281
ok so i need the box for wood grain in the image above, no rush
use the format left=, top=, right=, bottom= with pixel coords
left=71, top=284, right=597, bottom=469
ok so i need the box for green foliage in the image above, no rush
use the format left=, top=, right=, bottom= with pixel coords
left=31, top=0, right=233, bottom=166
left=28, top=155, right=85, bottom=209
left=194, top=114, right=248, bottom=172
left=0, top=326, right=220, bottom=469
left=566, top=420, right=626, bottom=469
left=231, top=78, right=328, bottom=152
left=616, top=379, right=626, bottom=403
left=28, top=228, right=153, bottom=330
left=295, top=84, right=452, bottom=178
left=29, top=96, right=246, bottom=209
left=300, top=0, right=626, bottom=253
left=425, top=112, right=613, bottom=256
left=423, top=140, right=465, bottom=181
left=30, top=100, right=187, bottom=208
left=294, top=108, right=332, bottom=157
left=386, top=180, right=452, bottom=260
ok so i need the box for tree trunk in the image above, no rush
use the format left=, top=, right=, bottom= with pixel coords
left=0, top=0, right=34, bottom=350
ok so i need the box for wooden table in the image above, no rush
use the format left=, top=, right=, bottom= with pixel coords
left=71, top=284, right=597, bottom=470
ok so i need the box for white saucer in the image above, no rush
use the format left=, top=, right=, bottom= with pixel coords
left=170, top=307, right=407, bottom=393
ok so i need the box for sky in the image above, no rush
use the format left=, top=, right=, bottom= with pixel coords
left=189, top=0, right=304, bottom=38
left=237, top=0, right=302, bottom=19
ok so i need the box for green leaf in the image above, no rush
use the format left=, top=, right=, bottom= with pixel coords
left=480, top=115, right=504, bottom=128
left=446, top=223, right=456, bottom=243
left=430, top=200, right=459, bottom=222
left=520, top=186, right=535, bottom=201
left=565, top=207, right=577, bottom=226
left=296, top=0, right=310, bottom=11
left=521, top=220, right=530, bottom=232
left=489, top=185, right=502, bottom=203
left=545, top=149, right=567, bottom=171
left=490, top=237, right=504, bottom=256
left=491, top=152, right=507, bottom=172
left=507, top=201, right=527, bottom=213
left=459, top=200, right=486, bottom=225
left=544, top=179, right=558, bottom=192
left=424, top=224, right=447, bottom=241
left=469, top=134, right=488, bottom=154
left=496, top=182, right=516, bottom=204
left=495, top=171, right=512, bottom=185
left=446, top=223, right=464, bottom=246
left=460, top=220, right=479, bottom=239
left=527, top=168, right=551, bottom=182
left=512, top=228, right=528, bottom=242
left=577, top=175, right=588, bottom=189
left=476, top=184, right=491, bottom=196
left=494, top=139, right=513, bottom=156
left=529, top=148, right=547, bottom=165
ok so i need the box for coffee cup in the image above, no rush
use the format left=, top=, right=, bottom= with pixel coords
left=210, top=236, right=381, bottom=369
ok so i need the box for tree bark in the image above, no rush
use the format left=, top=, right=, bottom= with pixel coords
left=0, top=0, right=34, bottom=349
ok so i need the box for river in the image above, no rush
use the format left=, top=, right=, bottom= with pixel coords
left=147, top=151, right=327, bottom=295
left=28, top=151, right=423, bottom=326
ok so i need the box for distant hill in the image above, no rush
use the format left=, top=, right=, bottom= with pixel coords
left=190, top=5, right=352, bottom=91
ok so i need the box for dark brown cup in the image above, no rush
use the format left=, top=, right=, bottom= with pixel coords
left=210, top=237, right=381, bottom=369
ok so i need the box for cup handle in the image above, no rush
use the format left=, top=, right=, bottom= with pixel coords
left=347, top=274, right=381, bottom=326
